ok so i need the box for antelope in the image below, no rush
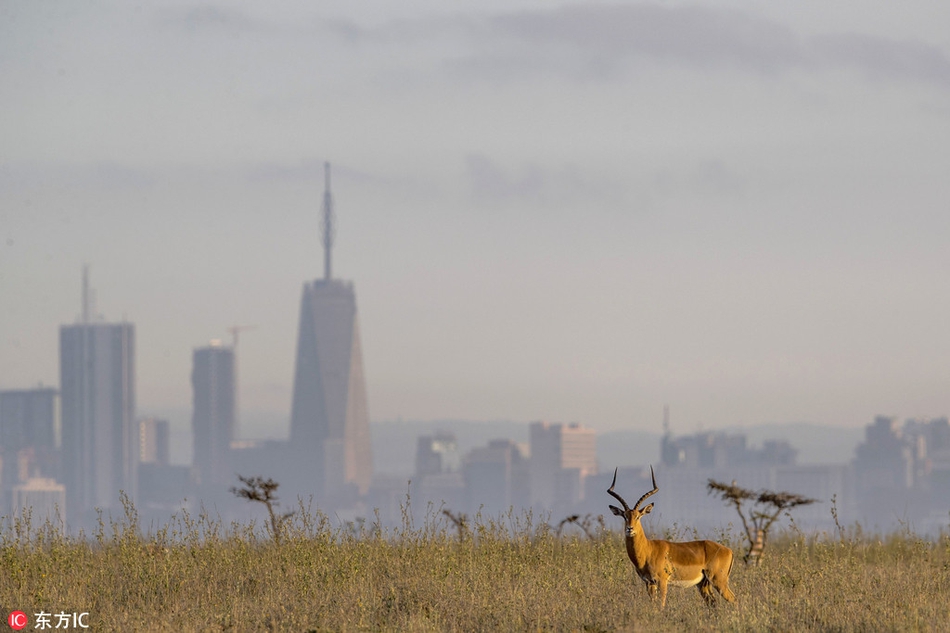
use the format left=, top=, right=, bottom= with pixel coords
left=608, top=466, right=736, bottom=608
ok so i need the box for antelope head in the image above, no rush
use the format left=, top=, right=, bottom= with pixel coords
left=607, top=465, right=659, bottom=538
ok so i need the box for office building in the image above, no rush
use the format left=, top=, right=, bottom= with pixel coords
left=139, top=417, right=170, bottom=465
left=60, top=269, right=136, bottom=529
left=0, top=387, right=59, bottom=487
left=529, top=421, right=597, bottom=511
left=288, top=163, right=372, bottom=504
left=415, top=432, right=460, bottom=478
left=463, top=439, right=529, bottom=516
left=192, top=343, right=235, bottom=487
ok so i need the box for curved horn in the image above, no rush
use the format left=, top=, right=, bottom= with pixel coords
left=607, top=467, right=631, bottom=512
left=632, top=465, right=659, bottom=511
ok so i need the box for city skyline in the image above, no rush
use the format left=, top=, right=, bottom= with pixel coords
left=4, top=1, right=950, bottom=435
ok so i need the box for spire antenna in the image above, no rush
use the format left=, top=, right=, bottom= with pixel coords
left=321, top=162, right=335, bottom=280
left=82, top=264, right=90, bottom=323
left=81, top=264, right=96, bottom=323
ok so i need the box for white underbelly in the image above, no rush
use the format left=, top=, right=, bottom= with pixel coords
left=669, top=576, right=702, bottom=588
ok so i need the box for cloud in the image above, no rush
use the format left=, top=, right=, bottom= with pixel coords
left=488, top=5, right=803, bottom=74
left=155, top=4, right=263, bottom=33
left=464, top=153, right=624, bottom=208
left=812, top=32, right=950, bottom=84
left=144, top=3, right=950, bottom=89
left=365, top=4, right=950, bottom=88
left=652, top=159, right=747, bottom=200
left=0, top=162, right=155, bottom=192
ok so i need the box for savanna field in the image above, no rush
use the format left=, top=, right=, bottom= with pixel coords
left=2, top=501, right=950, bottom=632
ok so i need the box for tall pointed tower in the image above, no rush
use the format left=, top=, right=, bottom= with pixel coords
left=289, top=164, right=372, bottom=502
left=60, top=266, right=137, bottom=531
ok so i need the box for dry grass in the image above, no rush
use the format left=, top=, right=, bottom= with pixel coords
left=1, top=501, right=949, bottom=632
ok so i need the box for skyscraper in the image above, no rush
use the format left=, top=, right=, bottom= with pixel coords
left=0, top=386, right=58, bottom=487
left=139, top=417, right=170, bottom=466
left=288, top=163, right=372, bottom=503
left=529, top=421, right=597, bottom=511
left=192, top=343, right=235, bottom=487
left=60, top=268, right=136, bottom=530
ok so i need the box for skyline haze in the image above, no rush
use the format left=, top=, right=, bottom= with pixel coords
left=3, top=1, right=950, bottom=437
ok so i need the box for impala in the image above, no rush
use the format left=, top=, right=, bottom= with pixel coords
left=608, top=466, right=736, bottom=608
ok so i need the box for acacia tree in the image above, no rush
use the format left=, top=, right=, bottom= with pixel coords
left=707, top=479, right=817, bottom=565
left=231, top=475, right=294, bottom=544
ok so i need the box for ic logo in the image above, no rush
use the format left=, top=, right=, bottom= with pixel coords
left=7, top=611, right=28, bottom=630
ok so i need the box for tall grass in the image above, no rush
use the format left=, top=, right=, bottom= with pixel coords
left=1, top=501, right=948, bottom=632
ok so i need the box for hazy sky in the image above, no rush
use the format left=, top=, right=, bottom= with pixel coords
left=3, top=1, right=950, bottom=438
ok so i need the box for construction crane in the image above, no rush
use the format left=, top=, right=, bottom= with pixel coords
left=228, top=324, right=257, bottom=350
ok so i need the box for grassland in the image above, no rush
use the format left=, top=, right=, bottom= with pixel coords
left=1, top=501, right=949, bottom=632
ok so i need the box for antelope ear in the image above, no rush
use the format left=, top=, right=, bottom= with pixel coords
left=642, top=503, right=654, bottom=515
left=609, top=505, right=625, bottom=517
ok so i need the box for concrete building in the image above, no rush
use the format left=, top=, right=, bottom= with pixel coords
left=463, top=439, right=529, bottom=516
left=139, top=417, right=170, bottom=465
left=609, top=429, right=848, bottom=532
left=288, top=163, right=372, bottom=506
left=10, top=477, right=66, bottom=524
left=60, top=271, right=136, bottom=531
left=415, top=432, right=460, bottom=478
left=529, top=421, right=597, bottom=512
left=192, top=343, right=235, bottom=487
left=661, top=431, right=796, bottom=469
left=850, top=416, right=950, bottom=531
left=414, top=432, right=464, bottom=513
left=852, top=416, right=913, bottom=523
left=0, top=387, right=59, bottom=489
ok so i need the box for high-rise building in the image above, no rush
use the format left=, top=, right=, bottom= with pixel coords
left=192, top=343, right=235, bottom=487
left=463, top=439, right=529, bottom=516
left=414, top=432, right=464, bottom=514
left=60, top=268, right=136, bottom=530
left=139, top=417, right=170, bottom=466
left=529, top=421, right=597, bottom=511
left=288, top=163, right=372, bottom=504
left=0, top=387, right=59, bottom=487
left=415, top=432, right=460, bottom=479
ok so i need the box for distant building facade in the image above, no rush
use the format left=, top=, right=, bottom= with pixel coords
left=289, top=279, right=372, bottom=504
left=0, top=387, right=60, bottom=491
left=529, top=421, right=597, bottom=512
left=414, top=432, right=464, bottom=511
left=60, top=320, right=136, bottom=530
left=851, top=415, right=950, bottom=530
left=287, top=165, right=372, bottom=507
left=633, top=428, right=849, bottom=531
left=139, top=417, right=170, bottom=465
left=463, top=439, right=529, bottom=516
left=416, top=432, right=460, bottom=478
left=661, top=431, right=796, bottom=469
left=10, top=477, right=66, bottom=524
left=192, top=343, right=235, bottom=487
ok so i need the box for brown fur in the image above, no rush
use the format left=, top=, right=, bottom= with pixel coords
left=609, top=468, right=737, bottom=608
